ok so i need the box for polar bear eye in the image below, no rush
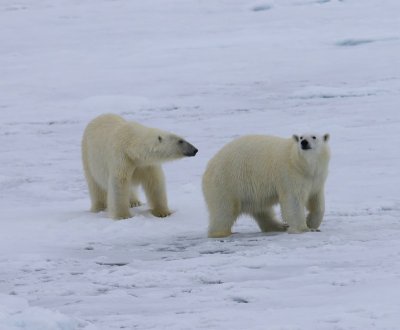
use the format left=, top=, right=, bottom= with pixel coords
left=300, top=136, right=303, bottom=140
left=312, top=136, right=316, bottom=140
left=158, top=136, right=162, bottom=142
left=178, top=139, right=184, bottom=144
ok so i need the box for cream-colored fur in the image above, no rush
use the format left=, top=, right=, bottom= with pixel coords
left=82, top=114, right=198, bottom=219
left=202, top=133, right=330, bottom=237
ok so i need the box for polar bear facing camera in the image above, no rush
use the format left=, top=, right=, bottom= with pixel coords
left=202, top=133, right=330, bottom=237
left=82, top=114, right=198, bottom=219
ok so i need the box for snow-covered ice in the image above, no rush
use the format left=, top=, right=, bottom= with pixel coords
left=1, top=0, right=400, bottom=329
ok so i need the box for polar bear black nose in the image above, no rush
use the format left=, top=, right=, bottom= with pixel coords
left=181, top=141, right=198, bottom=157
left=187, top=146, right=198, bottom=156
left=301, top=139, right=311, bottom=150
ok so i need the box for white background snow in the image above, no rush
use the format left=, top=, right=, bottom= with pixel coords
left=1, top=0, right=400, bottom=329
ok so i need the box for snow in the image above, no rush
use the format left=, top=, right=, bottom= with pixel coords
left=1, top=0, right=400, bottom=329
left=0, top=294, right=95, bottom=330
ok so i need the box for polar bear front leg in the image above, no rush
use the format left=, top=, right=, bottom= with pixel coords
left=280, top=195, right=309, bottom=234
left=306, top=190, right=325, bottom=230
left=141, top=165, right=172, bottom=218
left=107, top=175, right=132, bottom=219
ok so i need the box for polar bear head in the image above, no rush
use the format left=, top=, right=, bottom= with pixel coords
left=130, top=126, right=198, bottom=165
left=154, top=132, right=198, bottom=160
left=291, top=133, right=330, bottom=177
left=292, top=133, right=330, bottom=152
left=123, top=123, right=198, bottom=165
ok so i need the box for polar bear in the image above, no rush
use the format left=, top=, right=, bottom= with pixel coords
left=202, top=133, right=330, bottom=237
left=82, top=114, right=198, bottom=219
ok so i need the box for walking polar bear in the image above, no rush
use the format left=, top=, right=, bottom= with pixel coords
left=82, top=114, right=198, bottom=219
left=202, top=133, right=330, bottom=237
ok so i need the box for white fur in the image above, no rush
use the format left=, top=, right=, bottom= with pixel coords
left=82, top=114, right=196, bottom=219
left=202, top=133, right=330, bottom=237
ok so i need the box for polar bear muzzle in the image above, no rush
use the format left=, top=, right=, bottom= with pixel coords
left=179, top=139, right=198, bottom=157
left=301, top=139, right=311, bottom=150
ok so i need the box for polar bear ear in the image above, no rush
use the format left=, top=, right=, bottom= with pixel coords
left=292, top=135, right=299, bottom=142
left=323, top=133, right=330, bottom=142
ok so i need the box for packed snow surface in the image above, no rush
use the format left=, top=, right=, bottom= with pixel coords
left=1, top=0, right=400, bottom=329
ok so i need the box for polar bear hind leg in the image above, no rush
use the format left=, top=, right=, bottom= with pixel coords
left=252, top=208, right=288, bottom=232
left=82, top=156, right=107, bottom=212
left=107, top=175, right=132, bottom=219
left=88, top=178, right=107, bottom=213
left=206, top=196, right=239, bottom=238
left=130, top=187, right=142, bottom=207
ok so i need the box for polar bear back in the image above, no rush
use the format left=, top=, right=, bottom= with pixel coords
left=204, top=136, right=287, bottom=208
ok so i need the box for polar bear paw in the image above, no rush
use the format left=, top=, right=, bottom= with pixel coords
left=151, top=209, right=172, bottom=218
left=208, top=231, right=232, bottom=238
left=287, top=226, right=310, bottom=234
left=130, top=199, right=142, bottom=207
left=111, top=212, right=133, bottom=220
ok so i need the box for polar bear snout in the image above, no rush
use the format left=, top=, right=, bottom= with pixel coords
left=180, top=140, right=198, bottom=157
left=301, top=139, right=311, bottom=150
